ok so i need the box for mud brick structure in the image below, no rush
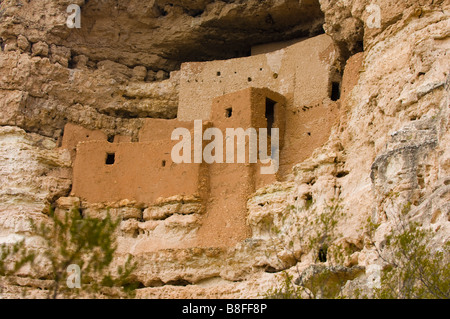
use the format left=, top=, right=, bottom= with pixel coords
left=62, top=34, right=339, bottom=248
left=2, top=0, right=448, bottom=299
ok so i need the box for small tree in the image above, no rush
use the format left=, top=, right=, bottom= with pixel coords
left=1, top=207, right=138, bottom=299
left=265, top=197, right=446, bottom=300
left=0, top=239, right=36, bottom=296
left=265, top=271, right=303, bottom=299
left=373, top=222, right=449, bottom=299
left=264, top=198, right=351, bottom=299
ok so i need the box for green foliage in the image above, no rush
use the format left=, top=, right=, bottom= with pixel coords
left=307, top=199, right=345, bottom=264
left=0, top=240, right=36, bottom=277
left=265, top=198, right=349, bottom=299
left=266, top=197, right=449, bottom=299
left=264, top=271, right=303, bottom=299
left=100, top=254, right=140, bottom=295
left=0, top=238, right=36, bottom=297
left=401, top=202, right=412, bottom=216
left=305, top=197, right=314, bottom=210
left=1, top=207, right=138, bottom=299
left=374, top=222, right=449, bottom=299
left=364, top=215, right=380, bottom=239
left=276, top=198, right=346, bottom=266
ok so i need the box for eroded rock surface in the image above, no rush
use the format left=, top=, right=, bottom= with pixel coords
left=0, top=0, right=449, bottom=298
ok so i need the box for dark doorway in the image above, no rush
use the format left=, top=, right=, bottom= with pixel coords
left=331, top=82, right=341, bottom=101
left=318, top=246, right=328, bottom=263
left=225, top=107, right=233, bottom=118
left=265, top=98, right=276, bottom=136
left=105, top=153, right=115, bottom=165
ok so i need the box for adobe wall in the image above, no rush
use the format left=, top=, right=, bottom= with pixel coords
left=177, top=34, right=337, bottom=122
left=62, top=123, right=134, bottom=160
left=70, top=119, right=208, bottom=205
left=138, top=118, right=194, bottom=142
left=211, top=87, right=287, bottom=187
left=279, top=100, right=340, bottom=176
left=71, top=140, right=207, bottom=204
left=206, top=81, right=339, bottom=181
left=196, top=88, right=287, bottom=247
left=340, top=52, right=364, bottom=115
left=63, top=34, right=341, bottom=248
left=211, top=87, right=286, bottom=136
left=61, top=123, right=108, bottom=160
left=195, top=160, right=253, bottom=247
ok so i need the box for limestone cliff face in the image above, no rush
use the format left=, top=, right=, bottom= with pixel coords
left=0, top=0, right=449, bottom=298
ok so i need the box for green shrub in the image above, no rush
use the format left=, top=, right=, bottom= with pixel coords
left=1, top=207, right=138, bottom=299
left=374, top=222, right=449, bottom=299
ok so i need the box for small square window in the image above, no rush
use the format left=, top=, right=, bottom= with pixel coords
left=226, top=108, right=232, bottom=118
left=105, top=153, right=115, bottom=165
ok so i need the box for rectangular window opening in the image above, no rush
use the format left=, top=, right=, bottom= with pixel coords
left=265, top=98, right=276, bottom=136
left=105, top=153, right=115, bottom=165
left=226, top=107, right=233, bottom=118
left=331, top=82, right=341, bottom=101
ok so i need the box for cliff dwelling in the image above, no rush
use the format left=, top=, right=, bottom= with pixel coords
left=62, top=34, right=340, bottom=249
left=1, top=0, right=448, bottom=301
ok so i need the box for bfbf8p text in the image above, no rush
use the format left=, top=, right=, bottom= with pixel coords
left=182, top=303, right=268, bottom=316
